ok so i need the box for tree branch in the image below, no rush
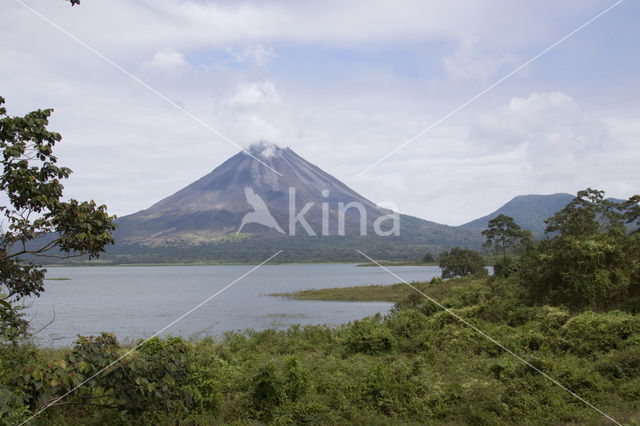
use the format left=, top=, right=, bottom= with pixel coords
left=31, top=305, right=55, bottom=336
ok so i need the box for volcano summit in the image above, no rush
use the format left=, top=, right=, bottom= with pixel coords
left=110, top=143, right=481, bottom=263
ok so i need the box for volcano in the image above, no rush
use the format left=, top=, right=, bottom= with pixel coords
left=110, top=143, right=482, bottom=263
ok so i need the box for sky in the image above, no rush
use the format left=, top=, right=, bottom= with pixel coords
left=1, top=0, right=639, bottom=225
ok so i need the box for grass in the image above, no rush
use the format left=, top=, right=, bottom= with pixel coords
left=271, top=284, right=417, bottom=303
left=270, top=278, right=472, bottom=303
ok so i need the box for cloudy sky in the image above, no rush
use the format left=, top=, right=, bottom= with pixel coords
left=1, top=0, right=639, bottom=225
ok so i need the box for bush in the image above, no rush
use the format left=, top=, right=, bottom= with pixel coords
left=345, top=316, right=393, bottom=354
left=386, top=309, right=428, bottom=340
left=493, top=256, right=519, bottom=278
left=283, top=356, right=308, bottom=402
left=559, top=311, right=639, bottom=356
left=0, top=341, right=40, bottom=422
left=22, top=334, right=197, bottom=419
left=250, top=356, right=308, bottom=420
left=251, top=363, right=284, bottom=419
left=596, top=346, right=640, bottom=379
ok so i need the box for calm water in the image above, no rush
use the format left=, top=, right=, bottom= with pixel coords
left=25, top=264, right=441, bottom=347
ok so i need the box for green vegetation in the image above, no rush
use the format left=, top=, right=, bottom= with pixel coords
left=273, top=283, right=417, bottom=303
left=2, top=274, right=639, bottom=424
left=438, top=247, right=485, bottom=278
left=519, top=188, right=640, bottom=311
left=272, top=277, right=475, bottom=304
left=271, top=278, right=470, bottom=304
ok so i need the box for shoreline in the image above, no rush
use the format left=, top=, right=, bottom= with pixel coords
left=42, top=261, right=365, bottom=268
left=43, top=261, right=439, bottom=268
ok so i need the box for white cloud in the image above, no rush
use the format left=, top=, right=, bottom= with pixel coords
left=442, top=37, right=518, bottom=81
left=472, top=91, right=608, bottom=179
left=227, top=44, right=276, bottom=67
left=1, top=0, right=638, bottom=227
left=4, top=0, right=593, bottom=55
left=342, top=92, right=640, bottom=225
left=142, top=47, right=189, bottom=71
left=214, top=80, right=288, bottom=144
left=226, top=81, right=280, bottom=108
left=238, top=114, right=282, bottom=142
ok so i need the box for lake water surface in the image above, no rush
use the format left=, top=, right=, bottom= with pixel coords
left=26, top=264, right=441, bottom=347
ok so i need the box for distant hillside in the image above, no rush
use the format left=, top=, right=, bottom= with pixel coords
left=460, top=193, right=575, bottom=237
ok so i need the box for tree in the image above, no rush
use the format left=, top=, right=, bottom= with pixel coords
left=439, top=247, right=485, bottom=279
left=520, top=188, right=640, bottom=311
left=482, top=214, right=523, bottom=260
left=544, top=188, right=624, bottom=237
left=622, top=195, right=640, bottom=233
left=422, top=252, right=434, bottom=262
left=0, top=96, right=116, bottom=340
left=519, top=232, right=633, bottom=311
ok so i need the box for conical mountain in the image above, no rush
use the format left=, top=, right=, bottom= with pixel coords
left=111, top=143, right=482, bottom=263
left=117, top=143, right=390, bottom=244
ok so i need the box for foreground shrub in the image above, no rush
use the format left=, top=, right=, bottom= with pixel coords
left=0, top=341, right=40, bottom=422
left=250, top=356, right=309, bottom=420
left=251, top=363, right=284, bottom=419
left=344, top=315, right=393, bottom=354
left=559, top=311, right=639, bottom=356
left=596, top=345, right=640, bottom=379
left=12, top=333, right=197, bottom=421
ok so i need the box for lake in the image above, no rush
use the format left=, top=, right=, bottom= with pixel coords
left=25, top=264, right=442, bottom=347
